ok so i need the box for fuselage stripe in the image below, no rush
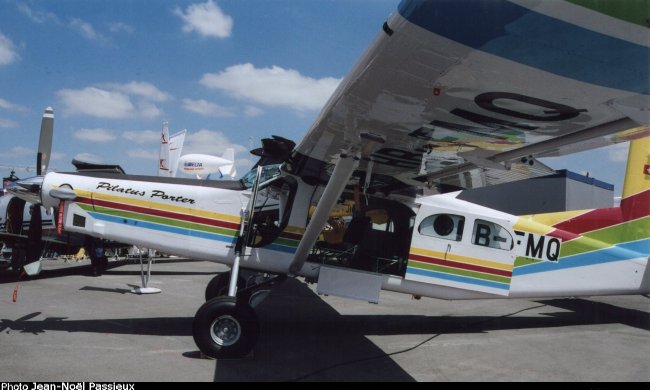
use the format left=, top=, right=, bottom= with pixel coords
left=408, top=253, right=512, bottom=277
left=513, top=238, right=650, bottom=275
left=406, top=266, right=510, bottom=290
left=88, top=212, right=237, bottom=244
left=77, top=196, right=240, bottom=230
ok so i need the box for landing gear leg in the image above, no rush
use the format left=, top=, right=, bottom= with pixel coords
left=205, top=271, right=246, bottom=301
left=205, top=270, right=286, bottom=305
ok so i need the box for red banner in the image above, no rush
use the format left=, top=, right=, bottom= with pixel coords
left=57, top=200, right=65, bottom=236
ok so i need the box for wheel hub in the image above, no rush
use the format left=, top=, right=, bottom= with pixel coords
left=210, top=315, right=241, bottom=347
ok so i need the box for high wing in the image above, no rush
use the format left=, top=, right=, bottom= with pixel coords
left=289, top=0, right=650, bottom=191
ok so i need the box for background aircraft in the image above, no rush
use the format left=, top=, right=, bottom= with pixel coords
left=158, top=122, right=187, bottom=179
left=1, top=108, right=133, bottom=276
left=0, top=107, right=61, bottom=273
left=8, top=0, right=649, bottom=358
left=158, top=121, right=236, bottom=180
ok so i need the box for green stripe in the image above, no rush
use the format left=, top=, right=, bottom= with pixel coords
left=559, top=216, right=650, bottom=257
left=566, top=0, right=650, bottom=27
left=559, top=235, right=611, bottom=258
left=409, top=260, right=511, bottom=284
left=514, top=256, right=543, bottom=268
left=273, top=237, right=300, bottom=248
left=81, top=204, right=237, bottom=237
left=583, top=216, right=650, bottom=245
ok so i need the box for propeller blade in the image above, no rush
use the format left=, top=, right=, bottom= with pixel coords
left=36, top=107, right=54, bottom=176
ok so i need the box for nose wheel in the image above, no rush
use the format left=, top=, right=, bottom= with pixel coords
left=192, top=296, right=259, bottom=359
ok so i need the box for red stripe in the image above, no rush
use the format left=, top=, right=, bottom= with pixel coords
left=552, top=190, right=650, bottom=235
left=552, top=207, right=622, bottom=235
left=548, top=228, right=579, bottom=242
left=78, top=196, right=240, bottom=230
left=408, top=253, right=512, bottom=277
left=621, top=189, right=650, bottom=222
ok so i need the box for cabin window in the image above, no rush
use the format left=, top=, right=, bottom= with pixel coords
left=472, top=219, right=513, bottom=250
left=418, top=214, right=464, bottom=241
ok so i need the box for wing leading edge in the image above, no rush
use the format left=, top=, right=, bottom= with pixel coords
left=289, top=0, right=650, bottom=191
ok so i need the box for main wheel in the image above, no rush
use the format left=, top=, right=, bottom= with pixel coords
left=192, top=296, right=259, bottom=359
left=205, top=272, right=248, bottom=301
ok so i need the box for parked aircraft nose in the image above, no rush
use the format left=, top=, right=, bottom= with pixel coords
left=7, top=176, right=44, bottom=204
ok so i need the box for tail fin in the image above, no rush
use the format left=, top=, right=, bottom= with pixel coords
left=621, top=136, right=650, bottom=222
left=168, top=129, right=186, bottom=178
left=158, top=121, right=170, bottom=177
left=218, top=148, right=236, bottom=178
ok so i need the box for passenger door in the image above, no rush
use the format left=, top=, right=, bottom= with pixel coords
left=406, top=203, right=515, bottom=296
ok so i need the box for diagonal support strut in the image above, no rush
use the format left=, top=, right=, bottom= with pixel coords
left=289, top=152, right=359, bottom=274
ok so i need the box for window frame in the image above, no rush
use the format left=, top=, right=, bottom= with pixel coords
left=418, top=213, right=465, bottom=242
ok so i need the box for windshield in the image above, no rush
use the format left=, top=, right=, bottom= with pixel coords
left=240, top=164, right=282, bottom=189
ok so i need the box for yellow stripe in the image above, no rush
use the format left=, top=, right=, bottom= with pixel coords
left=623, top=136, right=650, bottom=199
left=75, top=189, right=240, bottom=223
left=409, top=247, right=513, bottom=271
left=513, top=211, right=590, bottom=233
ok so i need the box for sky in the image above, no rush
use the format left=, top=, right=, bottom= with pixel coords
left=0, top=0, right=630, bottom=196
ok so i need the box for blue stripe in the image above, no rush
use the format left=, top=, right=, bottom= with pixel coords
left=513, top=238, right=650, bottom=275
left=398, top=0, right=649, bottom=94
left=89, top=212, right=236, bottom=244
left=89, top=212, right=295, bottom=253
left=266, top=243, right=297, bottom=254
left=407, top=266, right=510, bottom=290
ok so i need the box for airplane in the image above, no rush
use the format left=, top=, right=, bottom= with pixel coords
left=158, top=119, right=236, bottom=180
left=0, top=107, right=61, bottom=273
left=8, top=0, right=649, bottom=359
left=159, top=120, right=237, bottom=180
left=158, top=121, right=187, bottom=178
left=0, top=108, right=132, bottom=276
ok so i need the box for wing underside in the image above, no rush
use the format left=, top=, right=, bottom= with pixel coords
left=289, top=0, right=650, bottom=191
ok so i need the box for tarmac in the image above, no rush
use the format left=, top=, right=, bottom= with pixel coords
left=0, top=257, right=648, bottom=382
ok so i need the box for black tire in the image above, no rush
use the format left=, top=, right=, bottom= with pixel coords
left=205, top=272, right=248, bottom=301
left=192, top=296, right=259, bottom=359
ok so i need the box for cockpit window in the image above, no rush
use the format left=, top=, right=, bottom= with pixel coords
left=418, top=214, right=464, bottom=241
left=240, top=164, right=282, bottom=189
left=472, top=219, right=513, bottom=250
left=247, top=175, right=297, bottom=248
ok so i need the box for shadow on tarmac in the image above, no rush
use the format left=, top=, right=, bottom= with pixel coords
left=1, top=278, right=647, bottom=381
left=0, top=258, right=216, bottom=284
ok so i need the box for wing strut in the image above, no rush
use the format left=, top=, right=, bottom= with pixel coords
left=289, top=152, right=359, bottom=274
